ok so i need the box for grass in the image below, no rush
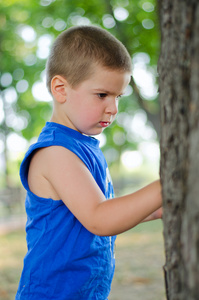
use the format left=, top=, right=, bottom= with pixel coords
left=110, top=220, right=166, bottom=300
left=0, top=230, right=26, bottom=300
left=0, top=220, right=166, bottom=300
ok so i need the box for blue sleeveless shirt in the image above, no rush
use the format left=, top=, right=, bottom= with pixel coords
left=16, top=122, right=116, bottom=300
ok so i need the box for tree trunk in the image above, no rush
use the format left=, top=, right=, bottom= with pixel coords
left=158, top=0, right=199, bottom=299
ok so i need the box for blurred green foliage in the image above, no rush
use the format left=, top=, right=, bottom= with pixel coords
left=0, top=0, right=160, bottom=187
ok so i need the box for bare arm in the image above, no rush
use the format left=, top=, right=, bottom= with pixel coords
left=91, top=181, right=161, bottom=235
left=29, top=146, right=162, bottom=236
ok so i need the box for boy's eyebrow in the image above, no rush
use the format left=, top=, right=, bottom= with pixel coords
left=93, top=88, right=125, bottom=95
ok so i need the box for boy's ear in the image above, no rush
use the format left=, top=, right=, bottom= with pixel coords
left=51, top=75, right=68, bottom=103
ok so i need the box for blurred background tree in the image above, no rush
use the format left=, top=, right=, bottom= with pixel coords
left=0, top=0, right=160, bottom=190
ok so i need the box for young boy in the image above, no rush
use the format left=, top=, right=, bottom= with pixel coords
left=16, top=26, right=162, bottom=300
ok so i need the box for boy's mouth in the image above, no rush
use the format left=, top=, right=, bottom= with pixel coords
left=99, top=121, right=111, bottom=128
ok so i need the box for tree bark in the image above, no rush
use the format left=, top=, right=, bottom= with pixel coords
left=158, top=0, right=199, bottom=299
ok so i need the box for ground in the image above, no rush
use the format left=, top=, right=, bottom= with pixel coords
left=110, top=220, right=166, bottom=300
left=0, top=219, right=166, bottom=300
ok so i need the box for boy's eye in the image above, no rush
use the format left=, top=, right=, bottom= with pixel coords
left=97, top=93, right=107, bottom=99
left=97, top=93, right=122, bottom=100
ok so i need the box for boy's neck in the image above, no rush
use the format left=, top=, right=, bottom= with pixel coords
left=50, top=112, right=81, bottom=134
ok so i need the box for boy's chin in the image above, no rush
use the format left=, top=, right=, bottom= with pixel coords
left=82, top=128, right=104, bottom=136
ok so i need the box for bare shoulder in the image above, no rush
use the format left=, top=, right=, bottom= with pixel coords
left=28, top=146, right=81, bottom=199
left=28, top=145, right=106, bottom=234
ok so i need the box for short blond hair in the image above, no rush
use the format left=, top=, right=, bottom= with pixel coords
left=46, top=25, right=132, bottom=93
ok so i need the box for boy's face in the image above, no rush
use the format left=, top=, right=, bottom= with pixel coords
left=60, top=65, right=131, bottom=135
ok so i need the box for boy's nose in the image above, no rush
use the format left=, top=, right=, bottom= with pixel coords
left=105, top=99, right=118, bottom=115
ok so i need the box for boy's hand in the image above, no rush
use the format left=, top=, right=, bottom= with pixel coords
left=141, top=207, right=163, bottom=223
